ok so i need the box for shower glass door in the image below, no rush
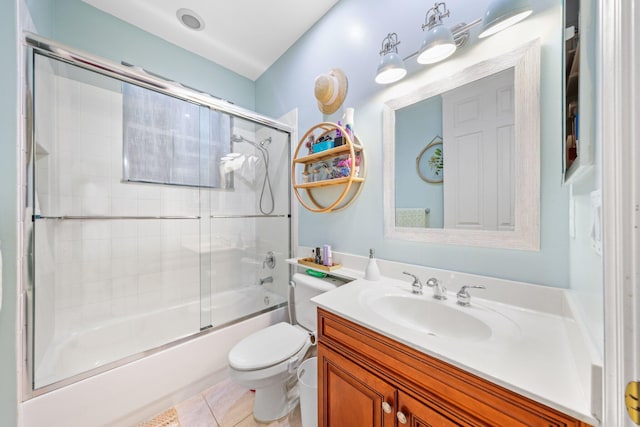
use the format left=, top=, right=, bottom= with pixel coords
left=30, top=51, right=290, bottom=390
left=31, top=55, right=204, bottom=388
left=206, top=117, right=291, bottom=328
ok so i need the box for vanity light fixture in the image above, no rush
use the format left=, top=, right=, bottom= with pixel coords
left=375, top=33, right=408, bottom=84
left=417, top=2, right=457, bottom=65
left=478, top=0, right=533, bottom=38
left=375, top=0, right=533, bottom=84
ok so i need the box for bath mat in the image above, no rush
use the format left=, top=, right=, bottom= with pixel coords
left=137, top=407, right=181, bottom=427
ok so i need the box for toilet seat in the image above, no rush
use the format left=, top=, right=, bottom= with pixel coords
left=228, top=322, right=309, bottom=371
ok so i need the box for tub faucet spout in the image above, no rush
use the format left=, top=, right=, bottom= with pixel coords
left=259, top=276, right=273, bottom=285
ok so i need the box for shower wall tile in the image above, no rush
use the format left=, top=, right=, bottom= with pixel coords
left=138, top=272, right=163, bottom=294
left=111, top=181, right=139, bottom=199
left=82, top=196, right=111, bottom=216
left=57, top=261, right=82, bottom=286
left=112, top=276, right=138, bottom=299
left=82, top=239, right=111, bottom=261
left=82, top=221, right=112, bottom=239
left=83, top=279, right=111, bottom=305
left=81, top=157, right=111, bottom=179
left=111, top=295, right=139, bottom=318
left=138, top=198, right=162, bottom=216
left=57, top=128, right=81, bottom=154
left=82, top=300, right=112, bottom=327
left=111, top=237, right=138, bottom=259
left=139, top=221, right=161, bottom=237
left=138, top=290, right=165, bottom=313
left=56, top=308, right=82, bottom=337
left=58, top=195, right=83, bottom=214
left=112, top=197, right=139, bottom=216
left=111, top=257, right=139, bottom=279
left=81, top=259, right=112, bottom=283
left=112, top=221, right=138, bottom=238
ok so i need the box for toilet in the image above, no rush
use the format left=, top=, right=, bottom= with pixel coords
left=228, top=272, right=344, bottom=422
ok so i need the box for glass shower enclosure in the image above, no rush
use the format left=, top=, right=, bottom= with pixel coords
left=28, top=41, right=291, bottom=390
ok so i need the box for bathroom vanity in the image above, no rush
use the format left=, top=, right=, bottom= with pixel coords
left=312, top=277, right=598, bottom=426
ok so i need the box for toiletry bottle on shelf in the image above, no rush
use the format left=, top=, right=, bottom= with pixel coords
left=335, top=121, right=344, bottom=147
left=364, top=248, right=381, bottom=281
left=343, top=108, right=355, bottom=141
left=343, top=108, right=354, bottom=129
left=345, top=124, right=354, bottom=142
left=323, top=244, right=332, bottom=266
left=305, top=135, right=315, bottom=155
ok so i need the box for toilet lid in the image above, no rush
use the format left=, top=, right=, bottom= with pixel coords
left=228, top=322, right=309, bottom=371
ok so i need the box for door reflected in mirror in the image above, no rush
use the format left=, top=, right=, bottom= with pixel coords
left=395, top=68, right=515, bottom=231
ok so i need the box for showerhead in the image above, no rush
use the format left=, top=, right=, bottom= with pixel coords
left=228, top=134, right=275, bottom=215
left=259, top=137, right=272, bottom=147
left=231, top=134, right=272, bottom=149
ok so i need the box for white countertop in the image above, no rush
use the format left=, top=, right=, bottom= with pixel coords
left=311, top=276, right=598, bottom=426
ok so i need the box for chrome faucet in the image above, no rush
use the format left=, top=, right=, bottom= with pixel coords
left=426, top=277, right=447, bottom=300
left=456, top=285, right=486, bottom=306
left=259, top=276, right=273, bottom=285
left=402, top=272, right=423, bottom=295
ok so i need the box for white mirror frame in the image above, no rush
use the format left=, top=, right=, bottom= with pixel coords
left=383, top=40, right=540, bottom=250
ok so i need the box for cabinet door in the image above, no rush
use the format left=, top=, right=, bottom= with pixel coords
left=396, top=390, right=467, bottom=427
left=318, top=344, right=396, bottom=427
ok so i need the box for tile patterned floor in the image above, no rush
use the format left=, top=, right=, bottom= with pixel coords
left=139, top=378, right=302, bottom=427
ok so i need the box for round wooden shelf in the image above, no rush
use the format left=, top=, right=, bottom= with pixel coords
left=292, top=122, right=366, bottom=213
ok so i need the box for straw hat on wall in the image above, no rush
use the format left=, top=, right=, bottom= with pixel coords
left=314, top=68, right=348, bottom=115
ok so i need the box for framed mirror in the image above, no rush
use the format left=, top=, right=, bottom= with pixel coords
left=383, top=40, right=540, bottom=250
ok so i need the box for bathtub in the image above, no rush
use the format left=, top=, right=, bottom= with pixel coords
left=23, top=287, right=288, bottom=427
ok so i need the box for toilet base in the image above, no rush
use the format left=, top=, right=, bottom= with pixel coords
left=253, top=377, right=299, bottom=422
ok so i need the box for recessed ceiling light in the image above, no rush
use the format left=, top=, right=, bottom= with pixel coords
left=176, top=8, right=205, bottom=31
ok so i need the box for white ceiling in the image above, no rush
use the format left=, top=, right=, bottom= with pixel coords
left=82, top=0, right=340, bottom=81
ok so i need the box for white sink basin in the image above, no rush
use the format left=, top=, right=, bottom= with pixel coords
left=359, top=288, right=520, bottom=343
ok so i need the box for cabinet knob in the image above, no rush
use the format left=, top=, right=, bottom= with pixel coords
left=382, top=401, right=392, bottom=414
left=396, top=411, right=408, bottom=424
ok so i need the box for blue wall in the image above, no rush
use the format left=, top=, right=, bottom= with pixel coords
left=0, top=0, right=18, bottom=425
left=395, top=96, right=444, bottom=228
left=27, top=0, right=256, bottom=110
left=257, top=0, right=570, bottom=288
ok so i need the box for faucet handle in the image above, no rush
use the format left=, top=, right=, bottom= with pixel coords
left=456, top=285, right=486, bottom=306
left=402, top=272, right=423, bottom=295
left=425, top=277, right=447, bottom=300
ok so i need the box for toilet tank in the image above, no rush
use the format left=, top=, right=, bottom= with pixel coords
left=292, top=273, right=347, bottom=331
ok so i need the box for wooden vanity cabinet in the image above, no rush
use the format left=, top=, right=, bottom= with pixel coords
left=317, top=308, right=592, bottom=427
left=319, top=345, right=396, bottom=426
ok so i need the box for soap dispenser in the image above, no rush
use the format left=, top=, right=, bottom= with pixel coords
left=364, top=248, right=381, bottom=281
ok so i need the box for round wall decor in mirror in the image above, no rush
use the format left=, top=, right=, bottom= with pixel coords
left=416, top=135, right=443, bottom=184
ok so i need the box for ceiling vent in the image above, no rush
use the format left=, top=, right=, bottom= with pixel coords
left=176, top=8, right=205, bottom=31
